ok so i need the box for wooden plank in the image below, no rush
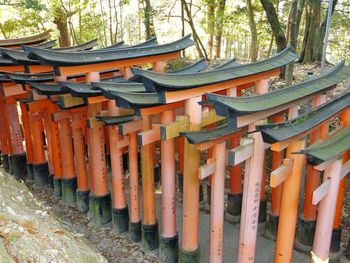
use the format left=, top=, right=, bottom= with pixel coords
left=138, top=124, right=161, bottom=146
left=198, top=158, right=216, bottom=180
left=227, top=138, right=254, bottom=166
left=160, top=115, right=189, bottom=140
left=312, top=180, right=331, bottom=205
left=201, top=109, right=226, bottom=127
left=119, top=119, right=142, bottom=135
left=115, top=136, right=130, bottom=150
left=86, top=117, right=104, bottom=128
left=58, top=94, right=85, bottom=108
left=340, top=159, right=350, bottom=180
left=270, top=158, right=293, bottom=188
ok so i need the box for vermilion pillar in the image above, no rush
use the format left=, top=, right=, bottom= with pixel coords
left=86, top=71, right=111, bottom=226
left=72, top=113, right=89, bottom=212
left=7, top=102, right=27, bottom=180
left=29, top=112, right=49, bottom=186
left=179, top=96, right=202, bottom=263
left=159, top=110, right=178, bottom=262
left=311, top=159, right=343, bottom=263
left=128, top=131, right=141, bottom=242
left=209, top=141, right=226, bottom=263
left=108, top=101, right=129, bottom=234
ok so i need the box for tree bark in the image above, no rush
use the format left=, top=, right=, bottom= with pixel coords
left=54, top=17, right=71, bottom=47
left=246, top=0, right=258, bottom=61
left=317, top=0, right=338, bottom=60
left=181, top=0, right=208, bottom=59
left=260, top=0, right=287, bottom=52
left=207, top=0, right=215, bottom=59
left=143, top=0, right=156, bottom=39
left=300, top=0, right=321, bottom=63
left=215, top=0, right=226, bottom=58
left=285, top=0, right=299, bottom=84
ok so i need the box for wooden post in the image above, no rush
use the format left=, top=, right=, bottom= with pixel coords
left=237, top=124, right=265, bottom=263
left=19, top=102, right=34, bottom=182
left=274, top=140, right=306, bottom=262
left=226, top=86, right=243, bottom=223
left=296, top=95, right=327, bottom=251
left=209, top=141, right=226, bottom=263
left=141, top=114, right=158, bottom=250
left=159, top=110, right=178, bottom=262
left=72, top=113, right=89, bottom=212
left=108, top=101, right=128, bottom=234
left=58, top=118, right=77, bottom=206
left=266, top=114, right=285, bottom=239
left=7, top=102, right=27, bottom=181
left=311, top=159, right=343, bottom=263
left=179, top=96, right=202, bottom=263
left=29, top=112, right=49, bottom=186
left=128, top=130, right=141, bottom=242
left=86, top=71, right=111, bottom=226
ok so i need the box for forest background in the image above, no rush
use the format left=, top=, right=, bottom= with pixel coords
left=0, top=0, right=349, bottom=80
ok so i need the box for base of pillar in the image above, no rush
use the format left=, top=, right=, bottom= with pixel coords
left=259, top=198, right=267, bottom=223
left=1, top=153, right=9, bottom=172
left=48, top=174, right=54, bottom=189
left=76, top=190, right=90, bottom=213
left=225, top=192, right=242, bottom=223
left=33, top=162, right=49, bottom=187
left=90, top=193, right=112, bottom=226
left=178, top=247, right=200, bottom=263
left=295, top=216, right=315, bottom=253
left=122, top=152, right=128, bottom=171
left=8, top=155, right=14, bottom=175
left=340, top=254, right=350, bottom=263
left=177, top=172, right=183, bottom=193
left=62, top=177, right=77, bottom=206
left=26, top=163, right=34, bottom=184
left=12, top=153, right=27, bottom=181
left=160, top=234, right=179, bottom=263
left=264, top=214, right=279, bottom=241
left=129, top=221, right=141, bottom=242
left=53, top=178, right=62, bottom=198
left=154, top=164, right=160, bottom=183
left=330, top=227, right=342, bottom=254
left=142, top=222, right=159, bottom=250
left=112, top=206, right=129, bottom=234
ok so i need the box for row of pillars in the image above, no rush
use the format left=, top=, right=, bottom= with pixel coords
left=1, top=68, right=350, bottom=263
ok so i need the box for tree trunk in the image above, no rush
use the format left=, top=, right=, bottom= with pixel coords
left=215, top=0, right=226, bottom=58
left=246, top=0, right=258, bottom=61
left=285, top=0, right=299, bottom=84
left=207, top=0, right=215, bottom=59
left=300, top=0, right=321, bottom=63
left=181, top=0, right=208, bottom=59
left=260, top=0, right=287, bottom=52
left=54, top=18, right=71, bottom=47
left=317, top=0, right=338, bottom=60
left=143, top=0, right=156, bottom=39
left=225, top=36, right=232, bottom=58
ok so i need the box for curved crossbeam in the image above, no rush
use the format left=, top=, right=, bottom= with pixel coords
left=256, top=91, right=350, bottom=143
left=203, top=62, right=350, bottom=117
left=301, top=126, right=350, bottom=165
left=130, top=47, right=297, bottom=91
left=23, top=35, right=195, bottom=66
left=0, top=30, right=51, bottom=47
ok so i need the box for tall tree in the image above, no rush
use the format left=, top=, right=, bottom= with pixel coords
left=206, top=0, right=215, bottom=59
left=142, top=0, right=156, bottom=39
left=181, top=0, right=208, bottom=59
left=260, top=0, right=287, bottom=52
left=215, top=0, right=226, bottom=58
left=246, top=0, right=258, bottom=61
left=299, top=0, right=321, bottom=63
